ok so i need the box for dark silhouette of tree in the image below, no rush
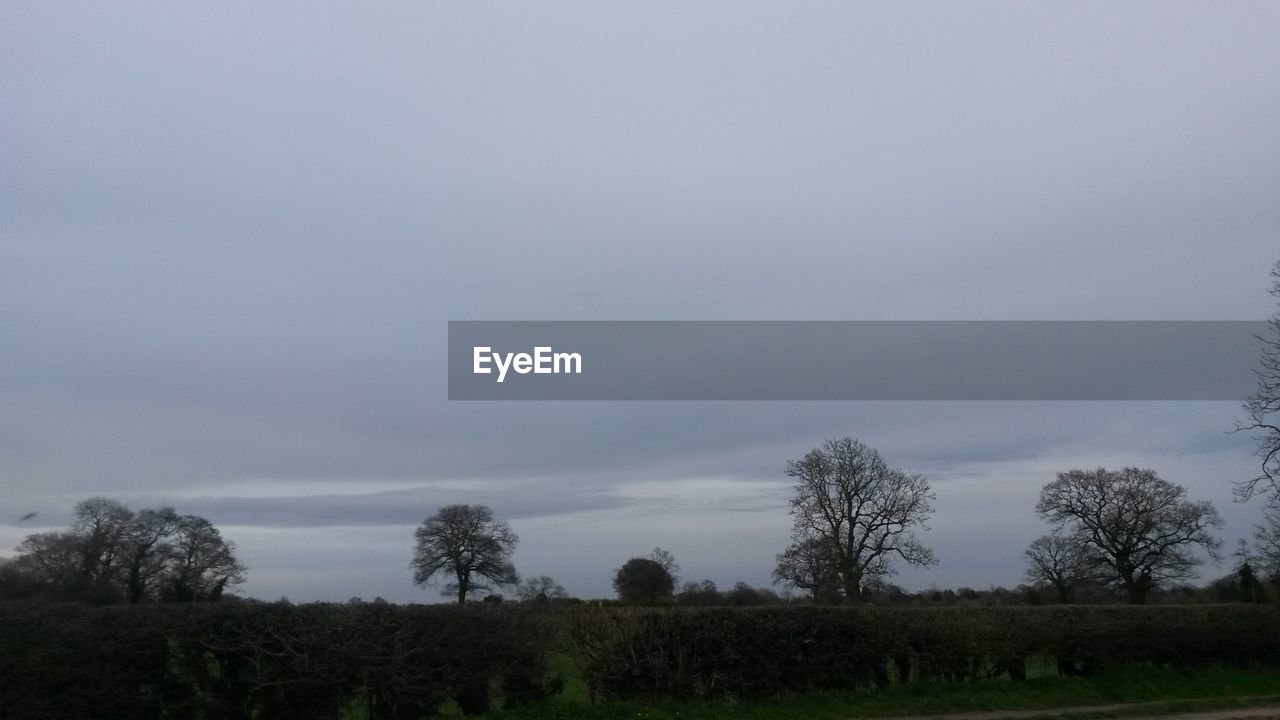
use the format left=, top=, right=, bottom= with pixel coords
left=1035, top=467, right=1222, bottom=604
left=1236, top=260, right=1280, bottom=501
left=1254, top=499, right=1280, bottom=580
left=1238, top=561, right=1265, bottom=603
left=516, top=575, right=568, bottom=602
left=123, top=507, right=179, bottom=603
left=774, top=536, right=844, bottom=604
left=677, top=579, right=720, bottom=605
left=754, top=586, right=783, bottom=604
left=11, top=532, right=82, bottom=595
left=6, top=498, right=244, bottom=603
left=612, top=557, right=675, bottom=603
left=163, top=515, right=246, bottom=602
left=69, top=497, right=134, bottom=589
left=774, top=437, right=936, bottom=603
left=727, top=581, right=766, bottom=606
left=0, top=557, right=35, bottom=599
left=647, top=547, right=680, bottom=584
left=411, top=504, right=519, bottom=604
left=1024, top=534, right=1087, bottom=603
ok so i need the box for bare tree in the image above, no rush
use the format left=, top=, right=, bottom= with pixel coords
left=1035, top=467, right=1222, bottom=604
left=164, top=515, right=246, bottom=602
left=727, top=581, right=768, bottom=606
left=122, top=507, right=179, bottom=603
left=774, top=437, right=936, bottom=603
left=69, top=497, right=135, bottom=587
left=8, top=499, right=245, bottom=603
left=678, top=579, right=721, bottom=605
left=516, top=575, right=568, bottom=602
left=647, top=547, right=680, bottom=584
left=1253, top=498, right=1280, bottom=580
left=1024, top=534, right=1087, bottom=603
left=11, top=498, right=134, bottom=600
left=773, top=536, right=843, bottom=603
left=1236, top=260, right=1280, bottom=501
left=412, top=504, right=519, bottom=604
left=12, top=532, right=81, bottom=589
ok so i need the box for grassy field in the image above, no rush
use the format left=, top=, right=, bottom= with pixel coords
left=450, top=665, right=1280, bottom=720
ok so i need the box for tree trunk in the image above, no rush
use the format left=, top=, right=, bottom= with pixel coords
left=1124, top=579, right=1148, bottom=604
left=128, top=567, right=144, bottom=604
left=842, top=571, right=863, bottom=603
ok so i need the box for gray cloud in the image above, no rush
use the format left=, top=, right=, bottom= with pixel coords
left=3, top=2, right=1278, bottom=600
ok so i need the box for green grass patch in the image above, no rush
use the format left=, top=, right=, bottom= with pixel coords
left=476, top=666, right=1280, bottom=720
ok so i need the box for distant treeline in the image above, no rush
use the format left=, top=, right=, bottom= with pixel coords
left=550, top=574, right=1275, bottom=608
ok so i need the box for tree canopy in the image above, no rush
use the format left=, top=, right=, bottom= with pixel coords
left=411, top=504, right=519, bottom=604
left=516, top=575, right=568, bottom=603
left=4, top=497, right=244, bottom=603
left=613, top=557, right=675, bottom=603
left=774, top=437, right=936, bottom=603
left=1035, top=467, right=1221, bottom=603
left=1024, top=534, right=1088, bottom=603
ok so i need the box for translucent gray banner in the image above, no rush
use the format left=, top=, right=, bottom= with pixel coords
left=447, top=321, right=1269, bottom=400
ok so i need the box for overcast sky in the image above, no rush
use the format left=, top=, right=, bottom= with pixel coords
left=3, top=2, right=1279, bottom=602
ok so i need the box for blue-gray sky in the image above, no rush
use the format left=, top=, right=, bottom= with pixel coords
left=2, top=2, right=1279, bottom=601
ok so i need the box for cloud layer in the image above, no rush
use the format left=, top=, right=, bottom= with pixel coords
left=3, top=2, right=1279, bottom=600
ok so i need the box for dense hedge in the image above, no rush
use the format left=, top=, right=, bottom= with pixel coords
left=567, top=605, right=1280, bottom=700
left=5, top=602, right=1279, bottom=716
left=0, top=601, right=555, bottom=719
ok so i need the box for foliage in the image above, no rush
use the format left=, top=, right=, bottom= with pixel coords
left=566, top=605, right=1280, bottom=702
left=612, top=557, right=676, bottom=604
left=479, top=667, right=1280, bottom=720
left=0, top=600, right=556, bottom=719
left=6, top=600, right=1280, bottom=717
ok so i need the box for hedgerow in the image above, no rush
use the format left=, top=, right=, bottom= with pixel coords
left=0, top=601, right=555, bottom=719
left=566, top=605, right=1280, bottom=700
left=3, top=602, right=1278, bottom=716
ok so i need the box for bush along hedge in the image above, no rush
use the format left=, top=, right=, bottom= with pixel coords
left=566, top=605, right=1280, bottom=701
left=0, top=601, right=556, bottom=720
